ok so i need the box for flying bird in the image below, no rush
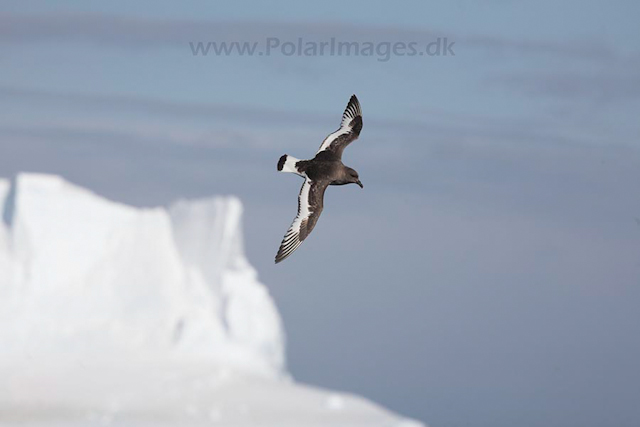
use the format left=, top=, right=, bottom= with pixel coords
left=275, top=94, right=363, bottom=264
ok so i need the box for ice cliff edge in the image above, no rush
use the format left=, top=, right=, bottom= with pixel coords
left=0, top=174, right=427, bottom=427
left=0, top=173, right=285, bottom=377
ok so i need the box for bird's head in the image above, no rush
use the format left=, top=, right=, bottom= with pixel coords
left=347, top=168, right=363, bottom=188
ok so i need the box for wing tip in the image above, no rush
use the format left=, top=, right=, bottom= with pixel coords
left=274, top=251, right=290, bottom=263
left=274, top=240, right=301, bottom=264
left=348, top=94, right=361, bottom=112
left=342, top=94, right=362, bottom=125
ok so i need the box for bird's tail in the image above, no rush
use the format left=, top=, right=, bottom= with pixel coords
left=277, top=154, right=301, bottom=173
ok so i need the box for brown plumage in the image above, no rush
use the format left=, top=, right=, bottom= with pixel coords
left=275, top=95, right=364, bottom=264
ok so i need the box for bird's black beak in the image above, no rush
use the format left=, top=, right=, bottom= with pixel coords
left=356, top=180, right=363, bottom=188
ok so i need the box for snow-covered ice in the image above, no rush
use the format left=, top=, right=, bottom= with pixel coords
left=0, top=173, right=424, bottom=427
left=0, top=173, right=283, bottom=375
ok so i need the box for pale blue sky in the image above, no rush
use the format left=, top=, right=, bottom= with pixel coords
left=1, top=1, right=640, bottom=426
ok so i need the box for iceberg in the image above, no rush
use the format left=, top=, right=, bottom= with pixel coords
left=0, top=173, right=423, bottom=427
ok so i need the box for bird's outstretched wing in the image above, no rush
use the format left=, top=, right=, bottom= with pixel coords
left=275, top=178, right=328, bottom=263
left=316, top=94, right=363, bottom=159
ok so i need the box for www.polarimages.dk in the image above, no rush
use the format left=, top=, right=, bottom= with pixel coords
left=189, top=37, right=455, bottom=61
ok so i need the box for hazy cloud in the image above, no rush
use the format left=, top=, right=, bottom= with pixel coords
left=495, top=67, right=640, bottom=103
left=0, top=13, right=619, bottom=61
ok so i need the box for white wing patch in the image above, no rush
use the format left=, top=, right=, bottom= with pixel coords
left=316, top=127, right=351, bottom=155
left=275, top=178, right=313, bottom=263
left=316, top=94, right=362, bottom=155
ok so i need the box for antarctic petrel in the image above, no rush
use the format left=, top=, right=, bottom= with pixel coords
left=275, top=95, right=363, bottom=263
